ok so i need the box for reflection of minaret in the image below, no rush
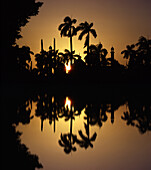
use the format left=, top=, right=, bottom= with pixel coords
left=111, top=104, right=114, bottom=124
left=111, top=47, right=114, bottom=68
left=41, top=119, right=43, bottom=131
left=41, top=39, right=44, bottom=52
left=54, top=96, right=56, bottom=133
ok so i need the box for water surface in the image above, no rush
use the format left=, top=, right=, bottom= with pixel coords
left=16, top=95, right=151, bottom=170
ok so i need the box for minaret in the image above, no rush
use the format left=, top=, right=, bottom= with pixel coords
left=41, top=39, right=44, bottom=52
left=53, top=38, right=56, bottom=71
left=54, top=38, right=56, bottom=52
left=111, top=104, right=114, bottom=124
left=111, top=47, right=114, bottom=67
left=30, top=61, right=32, bottom=71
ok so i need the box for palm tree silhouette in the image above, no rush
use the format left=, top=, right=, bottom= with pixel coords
left=88, top=43, right=108, bottom=67
left=136, top=36, right=151, bottom=66
left=76, top=22, right=97, bottom=66
left=76, top=104, right=97, bottom=149
left=58, top=16, right=77, bottom=66
left=121, top=44, right=136, bottom=68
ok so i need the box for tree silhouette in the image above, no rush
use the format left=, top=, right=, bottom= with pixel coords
left=136, top=36, right=151, bottom=67
left=58, top=133, right=77, bottom=154
left=2, top=0, right=43, bottom=82
left=76, top=104, right=97, bottom=149
left=58, top=100, right=78, bottom=154
left=121, top=44, right=136, bottom=69
left=17, top=46, right=34, bottom=72
left=58, top=16, right=77, bottom=66
left=76, top=22, right=97, bottom=66
left=87, top=43, right=108, bottom=67
left=2, top=0, right=43, bottom=47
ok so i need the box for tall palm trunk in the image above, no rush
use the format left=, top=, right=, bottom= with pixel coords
left=70, top=27, right=73, bottom=66
left=54, top=38, right=56, bottom=74
left=87, top=32, right=90, bottom=66
left=70, top=106, right=73, bottom=139
left=69, top=106, right=73, bottom=148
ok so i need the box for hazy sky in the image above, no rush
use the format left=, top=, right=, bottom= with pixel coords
left=17, top=0, right=151, bottom=65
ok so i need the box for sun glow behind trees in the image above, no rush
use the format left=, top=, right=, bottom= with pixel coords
left=65, top=61, right=71, bottom=74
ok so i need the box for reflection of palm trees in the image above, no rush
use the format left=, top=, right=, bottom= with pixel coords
left=76, top=104, right=97, bottom=149
left=16, top=99, right=34, bottom=125
left=58, top=133, right=77, bottom=154
left=35, top=94, right=49, bottom=131
left=121, top=101, right=151, bottom=134
left=58, top=16, right=77, bottom=66
left=58, top=99, right=78, bottom=154
left=76, top=22, right=97, bottom=66
left=77, top=125, right=97, bottom=149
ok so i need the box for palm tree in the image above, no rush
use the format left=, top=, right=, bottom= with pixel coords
left=76, top=22, right=97, bottom=66
left=136, top=36, right=151, bottom=66
left=58, top=16, right=77, bottom=66
left=121, top=44, right=136, bottom=68
left=88, top=43, right=108, bottom=67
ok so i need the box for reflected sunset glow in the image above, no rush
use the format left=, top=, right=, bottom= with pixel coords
left=65, top=97, right=71, bottom=111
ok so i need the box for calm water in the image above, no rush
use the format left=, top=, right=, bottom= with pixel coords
left=15, top=94, right=151, bottom=170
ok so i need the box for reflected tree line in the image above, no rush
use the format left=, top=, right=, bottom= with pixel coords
left=14, top=91, right=151, bottom=154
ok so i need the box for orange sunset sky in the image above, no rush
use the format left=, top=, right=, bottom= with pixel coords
left=17, top=0, right=151, bottom=66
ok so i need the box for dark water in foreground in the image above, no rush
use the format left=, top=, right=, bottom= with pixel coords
left=1, top=84, right=151, bottom=170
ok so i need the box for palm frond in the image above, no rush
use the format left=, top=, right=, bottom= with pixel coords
left=60, top=24, right=69, bottom=37
left=79, top=22, right=86, bottom=28
left=97, top=43, right=103, bottom=50
left=121, top=50, right=126, bottom=54
left=79, top=130, right=87, bottom=141
left=64, top=16, right=71, bottom=23
left=58, top=140, right=65, bottom=147
left=101, top=48, right=108, bottom=56
left=64, top=49, right=70, bottom=53
left=79, top=30, right=87, bottom=40
left=58, top=23, right=66, bottom=30
left=89, top=23, right=93, bottom=28
left=72, top=26, right=77, bottom=36
left=75, top=26, right=83, bottom=33
left=90, top=132, right=97, bottom=141
left=72, top=18, right=77, bottom=24
left=90, top=29, right=97, bottom=38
